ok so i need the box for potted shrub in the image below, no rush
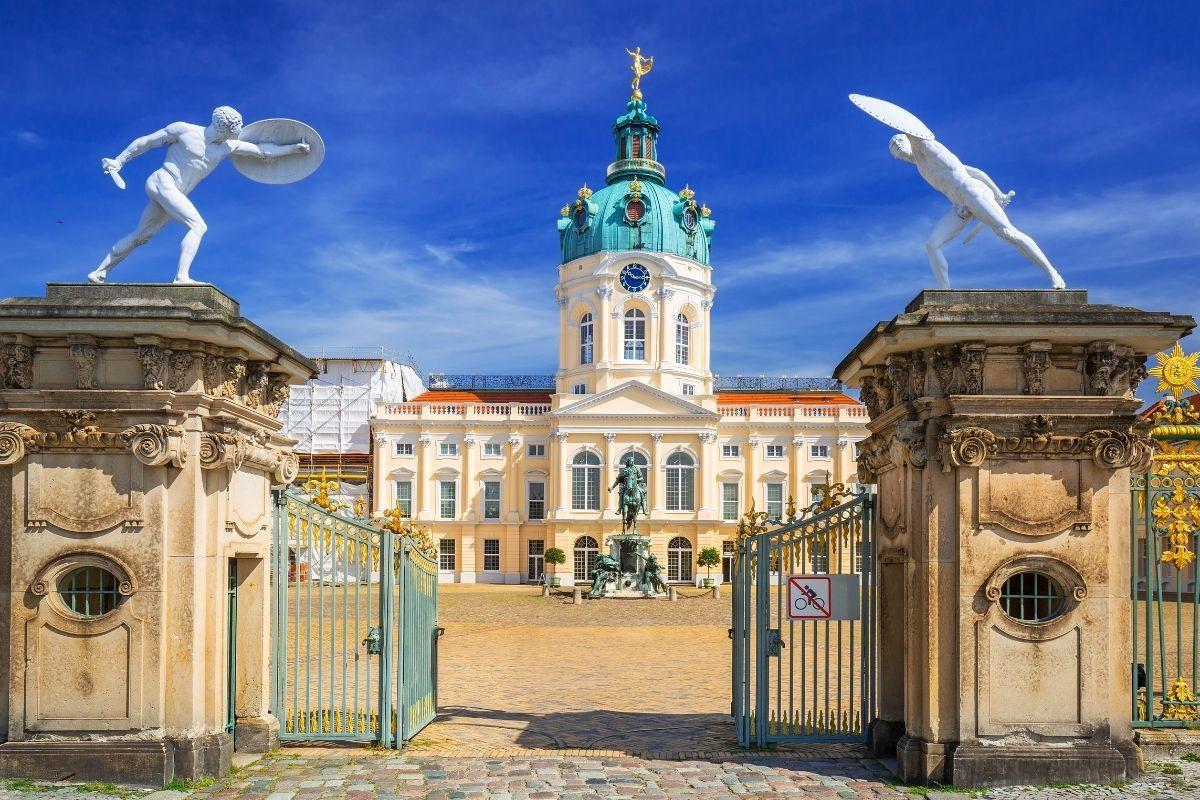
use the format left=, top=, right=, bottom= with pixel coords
left=544, top=547, right=566, bottom=587
left=698, top=547, right=721, bottom=588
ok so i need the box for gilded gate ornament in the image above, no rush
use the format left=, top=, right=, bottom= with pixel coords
left=1147, top=343, right=1200, bottom=400
left=1153, top=484, right=1200, bottom=570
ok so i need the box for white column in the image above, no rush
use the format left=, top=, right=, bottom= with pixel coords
left=603, top=432, right=617, bottom=517
left=417, top=436, right=433, bottom=520
left=650, top=432, right=665, bottom=515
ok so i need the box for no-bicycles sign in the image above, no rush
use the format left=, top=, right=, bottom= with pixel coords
left=786, top=574, right=860, bottom=621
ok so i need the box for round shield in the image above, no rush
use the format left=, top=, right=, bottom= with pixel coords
left=848, top=94, right=935, bottom=140
left=231, top=118, right=325, bottom=184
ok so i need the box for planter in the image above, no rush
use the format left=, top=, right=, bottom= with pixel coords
left=549, top=576, right=563, bottom=588
left=702, top=578, right=715, bottom=588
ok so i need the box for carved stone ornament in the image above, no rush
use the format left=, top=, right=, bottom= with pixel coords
left=856, top=435, right=893, bottom=483
left=31, top=552, right=138, bottom=602
left=1, top=342, right=34, bottom=389
left=907, top=349, right=927, bottom=401
left=0, top=416, right=186, bottom=468
left=221, top=358, right=247, bottom=399
left=70, top=342, right=99, bottom=389
left=1022, top=343, right=1051, bottom=395
left=959, top=344, right=986, bottom=395
left=939, top=421, right=1153, bottom=472
left=199, top=429, right=297, bottom=483
left=982, top=555, right=1087, bottom=638
left=263, top=377, right=291, bottom=417
left=932, top=345, right=961, bottom=395
left=244, top=362, right=270, bottom=409
left=859, top=375, right=886, bottom=418
left=137, top=344, right=169, bottom=390
left=884, top=354, right=910, bottom=406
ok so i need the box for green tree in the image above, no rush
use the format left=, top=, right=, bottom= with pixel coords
left=544, top=547, right=566, bottom=586
left=697, top=547, right=721, bottom=582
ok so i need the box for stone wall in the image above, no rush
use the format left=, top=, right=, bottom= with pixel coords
left=0, top=284, right=314, bottom=786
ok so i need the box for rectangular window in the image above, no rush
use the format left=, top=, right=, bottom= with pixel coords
left=527, top=443, right=546, bottom=457
left=572, top=382, right=587, bottom=395
left=809, top=539, right=829, bottom=572
left=675, top=318, right=689, bottom=364
left=682, top=383, right=695, bottom=396
left=810, top=444, right=830, bottom=459
left=395, top=481, right=413, bottom=517
left=439, top=538, right=456, bottom=571
left=580, top=315, right=594, bottom=365
left=766, top=483, right=783, bottom=521
left=483, top=539, right=500, bottom=571
left=528, top=481, right=545, bottom=520
left=483, top=481, right=501, bottom=519
left=623, top=315, right=646, bottom=360
left=721, top=444, right=740, bottom=458
left=439, top=481, right=456, bottom=519
left=722, top=482, right=739, bottom=522
left=766, top=444, right=785, bottom=459
left=439, top=442, right=458, bottom=457
left=572, top=466, right=600, bottom=510
left=394, top=441, right=413, bottom=456
left=483, top=442, right=503, bottom=457
left=666, top=468, right=694, bottom=511
left=527, top=539, right=545, bottom=581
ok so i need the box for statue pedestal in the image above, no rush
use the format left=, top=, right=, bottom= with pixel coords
left=836, top=289, right=1194, bottom=788
left=594, top=533, right=661, bottom=598
left=0, top=284, right=314, bottom=786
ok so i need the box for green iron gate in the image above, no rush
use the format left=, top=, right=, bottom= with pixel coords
left=732, top=486, right=875, bottom=747
left=271, top=488, right=440, bottom=746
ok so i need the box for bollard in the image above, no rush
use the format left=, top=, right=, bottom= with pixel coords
left=572, top=586, right=582, bottom=604
left=541, top=583, right=549, bottom=597
left=713, top=584, right=721, bottom=600
left=668, top=586, right=677, bottom=601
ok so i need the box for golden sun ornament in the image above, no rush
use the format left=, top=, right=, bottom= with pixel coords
left=1147, top=343, right=1200, bottom=401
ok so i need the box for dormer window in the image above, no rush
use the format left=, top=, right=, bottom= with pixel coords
left=625, top=198, right=645, bottom=223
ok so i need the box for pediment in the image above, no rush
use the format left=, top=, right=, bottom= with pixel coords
left=555, top=381, right=718, bottom=419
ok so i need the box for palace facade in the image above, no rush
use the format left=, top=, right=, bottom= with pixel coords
left=370, top=81, right=868, bottom=584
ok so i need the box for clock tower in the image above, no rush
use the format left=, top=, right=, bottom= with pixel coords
left=552, top=62, right=717, bottom=405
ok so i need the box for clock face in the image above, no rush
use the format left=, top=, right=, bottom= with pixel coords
left=619, top=263, right=651, bottom=293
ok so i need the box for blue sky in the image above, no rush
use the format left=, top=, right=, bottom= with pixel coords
left=2, top=2, right=1198, bottom=386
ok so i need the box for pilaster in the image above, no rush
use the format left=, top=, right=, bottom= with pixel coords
left=837, top=289, right=1194, bottom=788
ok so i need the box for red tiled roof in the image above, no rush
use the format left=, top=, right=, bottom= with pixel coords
left=411, top=389, right=553, bottom=404
left=715, top=391, right=860, bottom=406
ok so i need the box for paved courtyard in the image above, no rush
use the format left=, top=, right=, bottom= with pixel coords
left=2, top=584, right=1200, bottom=798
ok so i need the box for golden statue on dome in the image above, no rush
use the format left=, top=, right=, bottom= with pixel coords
left=626, top=46, right=654, bottom=99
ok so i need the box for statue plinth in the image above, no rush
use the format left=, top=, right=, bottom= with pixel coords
left=0, top=283, right=315, bottom=786
left=837, top=289, right=1194, bottom=788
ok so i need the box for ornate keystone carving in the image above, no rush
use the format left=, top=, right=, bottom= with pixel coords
left=884, top=354, right=910, bottom=406
left=167, top=350, right=195, bottom=391
left=907, top=350, right=927, bottom=401
left=262, top=377, right=291, bottom=417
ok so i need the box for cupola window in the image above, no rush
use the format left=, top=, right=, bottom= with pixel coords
left=631, top=136, right=642, bottom=158
left=579, top=313, right=594, bottom=365
left=623, top=309, right=647, bottom=360
left=625, top=198, right=645, bottom=223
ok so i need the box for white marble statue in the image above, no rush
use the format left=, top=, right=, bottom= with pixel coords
left=850, top=94, right=1065, bottom=290
left=89, top=107, right=313, bottom=285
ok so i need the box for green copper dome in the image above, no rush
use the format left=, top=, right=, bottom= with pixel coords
left=557, top=97, right=715, bottom=265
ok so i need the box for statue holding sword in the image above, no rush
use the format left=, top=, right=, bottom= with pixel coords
left=90, top=106, right=323, bottom=285
left=849, top=94, right=1065, bottom=290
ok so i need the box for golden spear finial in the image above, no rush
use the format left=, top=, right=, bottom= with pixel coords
left=626, top=47, right=654, bottom=100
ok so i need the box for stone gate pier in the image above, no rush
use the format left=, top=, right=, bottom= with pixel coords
left=0, top=284, right=314, bottom=786
left=835, top=290, right=1194, bottom=787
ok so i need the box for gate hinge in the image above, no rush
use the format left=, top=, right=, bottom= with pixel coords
left=767, top=628, right=785, bottom=657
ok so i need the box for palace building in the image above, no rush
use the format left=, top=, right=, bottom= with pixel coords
left=369, top=75, right=869, bottom=585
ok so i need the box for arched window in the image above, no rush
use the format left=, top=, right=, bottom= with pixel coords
left=574, top=536, right=599, bottom=582
left=623, top=309, right=646, bottom=360
left=579, top=313, right=594, bottom=365
left=665, top=451, right=696, bottom=511
left=675, top=313, right=689, bottom=365
left=571, top=450, right=601, bottom=511
left=667, top=536, right=693, bottom=582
